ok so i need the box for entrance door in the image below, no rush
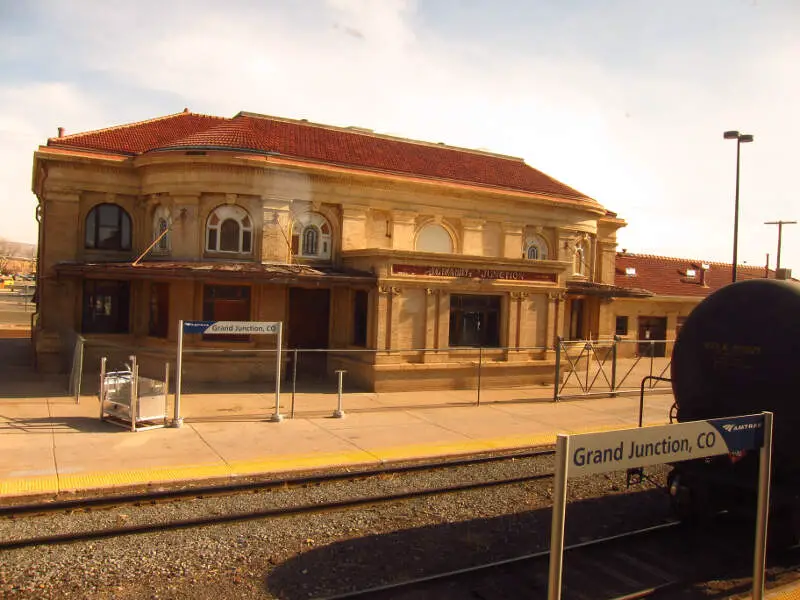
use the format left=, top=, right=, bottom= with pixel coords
left=637, top=316, right=667, bottom=357
left=288, top=288, right=331, bottom=374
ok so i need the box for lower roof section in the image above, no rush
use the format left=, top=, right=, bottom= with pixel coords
left=566, top=280, right=653, bottom=299
left=53, top=260, right=376, bottom=285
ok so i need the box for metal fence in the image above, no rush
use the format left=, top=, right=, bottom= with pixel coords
left=553, top=336, right=673, bottom=401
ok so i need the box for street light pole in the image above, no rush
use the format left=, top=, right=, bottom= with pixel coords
left=724, top=130, right=754, bottom=283
left=764, top=220, right=797, bottom=273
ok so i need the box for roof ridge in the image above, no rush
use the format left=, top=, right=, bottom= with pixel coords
left=47, top=110, right=226, bottom=143
left=617, top=252, right=771, bottom=270
left=235, top=111, right=527, bottom=163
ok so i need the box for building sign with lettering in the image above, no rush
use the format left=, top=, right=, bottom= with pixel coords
left=391, top=264, right=557, bottom=283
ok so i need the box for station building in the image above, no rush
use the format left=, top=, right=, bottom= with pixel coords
left=31, top=109, right=642, bottom=391
left=610, top=252, right=791, bottom=358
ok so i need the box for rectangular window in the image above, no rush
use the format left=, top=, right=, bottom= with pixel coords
left=615, top=316, right=629, bottom=336
left=352, top=290, right=368, bottom=347
left=202, top=285, right=251, bottom=342
left=82, top=280, right=130, bottom=334
left=448, top=294, right=501, bottom=348
left=148, top=282, right=170, bottom=338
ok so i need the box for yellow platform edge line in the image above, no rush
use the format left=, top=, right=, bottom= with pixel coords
left=0, top=421, right=669, bottom=498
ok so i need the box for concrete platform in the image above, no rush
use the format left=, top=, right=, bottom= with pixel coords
left=0, top=337, right=676, bottom=501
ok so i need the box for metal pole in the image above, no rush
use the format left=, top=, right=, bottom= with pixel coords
left=291, top=348, right=298, bottom=419
left=164, top=361, right=170, bottom=426
left=611, top=335, right=618, bottom=395
left=99, top=356, right=107, bottom=420
left=74, top=338, right=84, bottom=404
left=477, top=346, right=483, bottom=407
left=548, top=434, right=570, bottom=600
left=765, top=221, right=797, bottom=273
left=553, top=337, right=562, bottom=402
left=270, top=323, right=284, bottom=422
left=130, top=355, right=138, bottom=432
left=172, top=320, right=184, bottom=428
left=732, top=139, right=741, bottom=283
left=584, top=341, right=591, bottom=394
left=752, top=411, right=774, bottom=600
left=333, top=370, right=346, bottom=418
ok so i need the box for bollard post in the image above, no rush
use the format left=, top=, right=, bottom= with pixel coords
left=99, top=356, right=107, bottom=420
left=332, top=370, right=346, bottom=418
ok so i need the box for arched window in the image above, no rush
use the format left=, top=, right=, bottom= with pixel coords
left=525, top=234, right=549, bottom=260
left=415, top=223, right=453, bottom=254
left=206, top=205, right=253, bottom=254
left=152, top=206, right=171, bottom=254
left=292, top=212, right=332, bottom=259
left=85, top=203, right=132, bottom=251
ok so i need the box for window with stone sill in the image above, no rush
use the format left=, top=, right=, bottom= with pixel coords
left=206, top=205, right=253, bottom=254
left=291, top=212, right=332, bottom=260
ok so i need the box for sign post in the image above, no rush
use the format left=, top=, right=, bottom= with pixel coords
left=547, top=412, right=773, bottom=600
left=175, top=321, right=284, bottom=425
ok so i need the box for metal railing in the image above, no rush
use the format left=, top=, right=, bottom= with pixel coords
left=553, top=336, right=673, bottom=401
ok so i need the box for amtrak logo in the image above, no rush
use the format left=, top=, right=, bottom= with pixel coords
left=722, top=423, right=762, bottom=432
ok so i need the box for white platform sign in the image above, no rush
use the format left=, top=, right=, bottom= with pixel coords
left=182, top=321, right=280, bottom=335
left=568, top=414, right=764, bottom=478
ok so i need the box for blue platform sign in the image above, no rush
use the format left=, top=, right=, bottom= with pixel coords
left=567, top=413, right=765, bottom=478
left=182, top=321, right=280, bottom=335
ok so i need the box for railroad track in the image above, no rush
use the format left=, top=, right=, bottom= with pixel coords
left=317, top=518, right=784, bottom=600
left=0, top=447, right=560, bottom=551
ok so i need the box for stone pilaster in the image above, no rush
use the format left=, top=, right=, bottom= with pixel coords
left=424, top=288, right=438, bottom=350
left=501, top=223, right=524, bottom=259
left=461, top=218, right=485, bottom=256
left=390, top=210, right=417, bottom=251
left=170, top=193, right=201, bottom=260
left=261, top=197, right=292, bottom=263
left=341, top=206, right=368, bottom=251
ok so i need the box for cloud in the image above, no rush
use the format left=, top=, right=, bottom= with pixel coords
left=0, top=0, right=797, bottom=270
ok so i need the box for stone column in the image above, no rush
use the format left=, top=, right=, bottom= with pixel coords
left=261, top=197, right=292, bottom=263
left=461, top=218, right=485, bottom=256
left=501, top=223, right=524, bottom=259
left=376, top=286, right=400, bottom=356
left=424, top=288, right=438, bottom=350
left=390, top=210, right=417, bottom=251
left=545, top=292, right=566, bottom=357
left=507, top=291, right=528, bottom=352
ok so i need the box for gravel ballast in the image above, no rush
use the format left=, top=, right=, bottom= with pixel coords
left=0, top=454, right=673, bottom=599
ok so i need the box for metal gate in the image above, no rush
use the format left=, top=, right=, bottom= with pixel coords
left=553, top=336, right=672, bottom=401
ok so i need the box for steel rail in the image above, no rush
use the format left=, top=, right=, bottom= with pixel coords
left=318, top=521, right=683, bottom=600
left=0, top=466, right=561, bottom=551
left=0, top=447, right=556, bottom=518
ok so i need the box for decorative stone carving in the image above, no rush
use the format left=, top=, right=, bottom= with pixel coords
left=510, top=291, right=529, bottom=301
left=378, top=286, right=401, bottom=296
left=548, top=291, right=566, bottom=302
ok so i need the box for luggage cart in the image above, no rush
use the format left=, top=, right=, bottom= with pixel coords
left=98, top=355, right=169, bottom=432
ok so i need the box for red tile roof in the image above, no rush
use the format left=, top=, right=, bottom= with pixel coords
left=46, top=110, right=591, bottom=200
left=47, top=110, right=227, bottom=156
left=614, top=253, right=780, bottom=297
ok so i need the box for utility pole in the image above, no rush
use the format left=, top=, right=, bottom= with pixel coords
left=764, top=220, right=797, bottom=272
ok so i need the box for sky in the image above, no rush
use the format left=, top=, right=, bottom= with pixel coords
left=0, top=0, right=798, bottom=271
